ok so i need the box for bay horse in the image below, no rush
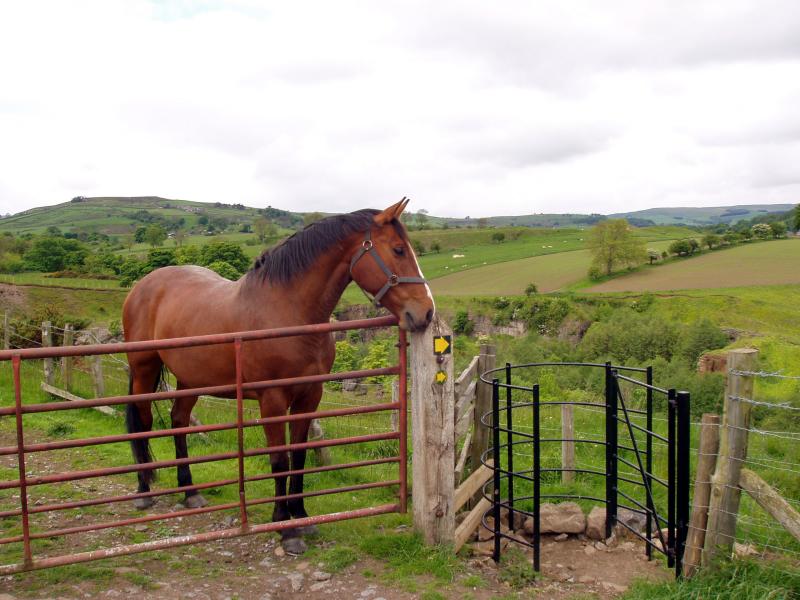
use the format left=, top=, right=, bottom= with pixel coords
left=122, top=199, right=433, bottom=554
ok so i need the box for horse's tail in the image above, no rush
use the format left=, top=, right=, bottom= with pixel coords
left=126, top=366, right=166, bottom=485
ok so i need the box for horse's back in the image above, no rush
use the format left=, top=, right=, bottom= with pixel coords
left=123, top=266, right=239, bottom=342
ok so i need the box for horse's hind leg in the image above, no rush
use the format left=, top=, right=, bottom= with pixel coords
left=126, top=353, right=162, bottom=510
left=171, top=393, right=207, bottom=509
left=259, top=390, right=306, bottom=554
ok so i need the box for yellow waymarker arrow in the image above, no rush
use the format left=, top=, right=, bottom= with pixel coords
left=435, top=371, right=448, bottom=384
left=433, top=336, right=451, bottom=355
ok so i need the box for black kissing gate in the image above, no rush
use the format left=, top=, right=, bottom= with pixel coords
left=479, top=362, right=691, bottom=578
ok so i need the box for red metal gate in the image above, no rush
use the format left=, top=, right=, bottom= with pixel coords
left=0, top=315, right=407, bottom=574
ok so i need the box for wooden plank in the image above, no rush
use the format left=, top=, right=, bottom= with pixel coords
left=704, top=349, right=758, bottom=565
left=454, top=356, right=479, bottom=398
left=454, top=497, right=492, bottom=552
left=455, top=380, right=477, bottom=424
left=561, top=402, right=575, bottom=484
left=454, top=460, right=494, bottom=513
left=41, top=382, right=116, bottom=416
left=470, top=345, right=496, bottom=492
left=455, top=405, right=474, bottom=440
left=454, top=430, right=472, bottom=484
left=684, top=414, right=721, bottom=578
left=740, top=468, right=800, bottom=543
left=410, top=314, right=455, bottom=545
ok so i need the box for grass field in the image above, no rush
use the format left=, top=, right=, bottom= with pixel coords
left=586, top=239, right=800, bottom=293
left=429, top=240, right=679, bottom=295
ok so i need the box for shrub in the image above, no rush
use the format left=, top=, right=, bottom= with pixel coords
left=206, top=260, right=240, bottom=280
left=678, top=319, right=729, bottom=364
left=751, top=223, right=772, bottom=239
left=524, top=283, right=538, bottom=296
left=491, top=232, right=505, bottom=243
left=668, top=239, right=692, bottom=256
left=453, top=310, right=474, bottom=335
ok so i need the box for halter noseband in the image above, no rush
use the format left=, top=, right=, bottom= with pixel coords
left=349, top=228, right=428, bottom=307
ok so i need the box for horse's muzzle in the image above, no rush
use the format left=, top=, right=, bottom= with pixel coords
left=403, top=308, right=434, bottom=332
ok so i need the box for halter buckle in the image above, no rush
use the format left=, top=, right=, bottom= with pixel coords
left=362, top=239, right=373, bottom=250
left=388, top=274, right=399, bottom=286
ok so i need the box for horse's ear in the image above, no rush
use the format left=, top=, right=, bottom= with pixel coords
left=374, top=197, right=410, bottom=225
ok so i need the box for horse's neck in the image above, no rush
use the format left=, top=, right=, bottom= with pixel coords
left=241, top=254, right=352, bottom=325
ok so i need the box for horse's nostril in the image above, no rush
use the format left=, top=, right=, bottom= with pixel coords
left=425, top=309, right=433, bottom=324
left=405, top=311, right=415, bottom=328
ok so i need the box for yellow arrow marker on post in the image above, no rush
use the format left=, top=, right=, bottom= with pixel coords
left=434, top=370, right=448, bottom=384
left=433, top=335, right=451, bottom=355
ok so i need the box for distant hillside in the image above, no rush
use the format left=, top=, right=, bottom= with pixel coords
left=609, top=204, right=794, bottom=226
left=0, top=196, right=303, bottom=235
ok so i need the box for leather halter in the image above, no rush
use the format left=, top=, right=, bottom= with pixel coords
left=349, top=228, right=428, bottom=307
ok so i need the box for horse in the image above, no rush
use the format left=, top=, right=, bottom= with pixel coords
left=122, top=199, right=434, bottom=554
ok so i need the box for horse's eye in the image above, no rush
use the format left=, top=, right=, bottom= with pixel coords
left=393, top=246, right=405, bottom=257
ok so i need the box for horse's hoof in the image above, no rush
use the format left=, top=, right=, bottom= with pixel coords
left=133, top=496, right=154, bottom=510
left=184, top=493, right=208, bottom=509
left=281, top=536, right=308, bottom=556
left=297, top=524, right=320, bottom=537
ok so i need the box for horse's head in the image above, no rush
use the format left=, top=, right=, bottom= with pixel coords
left=349, top=198, right=435, bottom=332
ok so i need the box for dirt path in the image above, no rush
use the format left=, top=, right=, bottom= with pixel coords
left=0, top=430, right=671, bottom=599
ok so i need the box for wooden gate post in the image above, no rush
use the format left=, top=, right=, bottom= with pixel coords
left=703, top=348, right=758, bottom=566
left=471, top=344, right=496, bottom=480
left=61, top=323, right=74, bottom=390
left=684, top=413, right=720, bottom=577
left=42, top=321, right=55, bottom=386
left=410, top=314, right=455, bottom=545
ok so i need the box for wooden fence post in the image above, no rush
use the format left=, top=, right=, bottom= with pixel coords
left=684, top=413, right=721, bottom=577
left=410, top=314, right=454, bottom=545
left=3, top=312, right=9, bottom=350
left=309, top=419, right=332, bottom=466
left=61, top=323, right=74, bottom=390
left=42, top=321, right=55, bottom=386
left=91, top=355, right=105, bottom=399
left=471, top=344, right=496, bottom=480
left=561, top=402, right=575, bottom=484
left=703, top=348, right=758, bottom=566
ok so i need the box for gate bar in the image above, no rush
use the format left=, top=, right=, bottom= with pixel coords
left=0, top=503, right=399, bottom=576
left=532, top=383, right=540, bottom=572
left=604, top=363, right=618, bottom=538
left=676, top=390, right=691, bottom=576
left=667, top=388, right=676, bottom=568
left=398, top=329, right=408, bottom=513
left=234, top=338, right=248, bottom=528
left=491, top=379, right=501, bottom=562
left=505, top=363, right=514, bottom=531
left=646, top=366, right=654, bottom=560
left=12, top=355, right=32, bottom=565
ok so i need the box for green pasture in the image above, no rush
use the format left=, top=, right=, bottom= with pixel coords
left=586, top=239, right=800, bottom=293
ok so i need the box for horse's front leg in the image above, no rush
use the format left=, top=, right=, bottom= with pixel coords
left=171, top=394, right=207, bottom=508
left=287, top=384, right=323, bottom=536
left=259, top=390, right=305, bottom=554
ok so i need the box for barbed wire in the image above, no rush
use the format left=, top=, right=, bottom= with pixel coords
left=729, top=395, right=800, bottom=411
left=730, top=369, right=800, bottom=380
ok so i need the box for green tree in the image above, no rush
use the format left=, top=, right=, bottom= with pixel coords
left=134, top=226, right=147, bottom=243
left=23, top=237, right=88, bottom=272
left=751, top=223, right=772, bottom=239
left=587, top=219, right=646, bottom=275
left=668, top=239, right=692, bottom=256
left=688, top=238, right=700, bottom=254
left=430, top=240, right=442, bottom=253
left=794, top=204, right=800, bottom=231
left=173, top=230, right=186, bottom=247
left=769, top=221, right=787, bottom=238
left=176, top=244, right=201, bottom=265
left=491, top=232, right=506, bottom=243
left=360, top=339, right=391, bottom=384
left=146, top=248, right=177, bottom=270
left=647, top=249, right=660, bottom=264
left=416, top=209, right=429, bottom=229
left=254, top=217, right=277, bottom=242
left=702, top=234, right=720, bottom=250
left=678, top=319, right=729, bottom=364
left=206, top=260, right=240, bottom=280
left=144, top=224, right=167, bottom=247
left=200, top=240, right=249, bottom=274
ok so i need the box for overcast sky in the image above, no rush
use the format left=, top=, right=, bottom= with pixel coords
left=1, top=1, right=799, bottom=218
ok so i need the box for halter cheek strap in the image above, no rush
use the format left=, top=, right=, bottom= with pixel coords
left=349, top=229, right=428, bottom=307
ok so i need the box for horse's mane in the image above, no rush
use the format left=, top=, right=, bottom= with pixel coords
left=247, top=209, right=381, bottom=284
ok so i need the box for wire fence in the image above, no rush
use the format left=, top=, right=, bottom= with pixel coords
left=686, top=365, right=800, bottom=579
